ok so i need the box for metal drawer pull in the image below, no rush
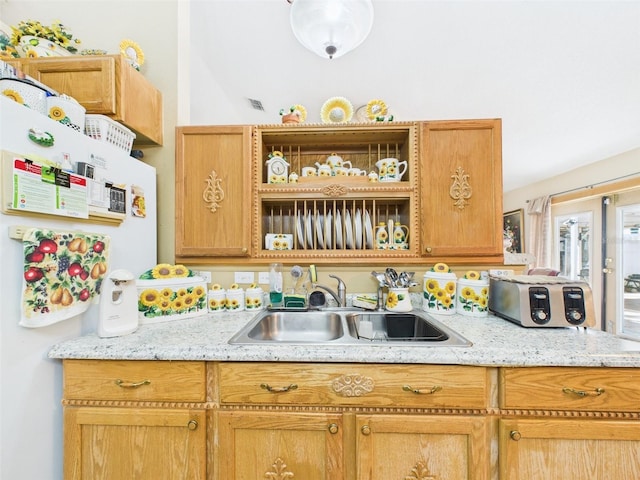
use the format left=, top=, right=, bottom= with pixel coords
left=562, top=387, right=605, bottom=397
left=510, top=430, right=521, bottom=441
left=187, top=420, right=198, bottom=431
left=361, top=425, right=371, bottom=435
left=115, top=379, right=151, bottom=388
left=328, top=423, right=339, bottom=434
left=403, top=384, right=442, bottom=395
left=260, top=383, right=298, bottom=393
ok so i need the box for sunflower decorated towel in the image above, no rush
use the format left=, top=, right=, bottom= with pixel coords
left=136, top=264, right=208, bottom=324
left=20, top=228, right=110, bottom=328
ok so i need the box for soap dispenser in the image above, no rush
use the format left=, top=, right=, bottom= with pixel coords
left=98, top=269, right=139, bottom=338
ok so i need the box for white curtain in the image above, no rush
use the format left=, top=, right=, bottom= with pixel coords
left=527, top=195, right=552, bottom=268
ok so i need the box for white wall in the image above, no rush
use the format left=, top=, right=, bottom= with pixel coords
left=504, top=146, right=640, bottom=257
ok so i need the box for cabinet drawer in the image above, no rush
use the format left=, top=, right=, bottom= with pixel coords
left=218, top=362, right=489, bottom=409
left=64, top=360, right=206, bottom=402
left=500, top=367, right=640, bottom=412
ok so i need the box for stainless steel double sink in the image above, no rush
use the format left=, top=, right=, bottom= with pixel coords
left=228, top=308, right=472, bottom=346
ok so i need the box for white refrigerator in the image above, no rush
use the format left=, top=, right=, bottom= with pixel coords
left=0, top=95, right=157, bottom=480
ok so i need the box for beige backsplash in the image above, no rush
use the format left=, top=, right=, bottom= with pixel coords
left=187, top=264, right=524, bottom=294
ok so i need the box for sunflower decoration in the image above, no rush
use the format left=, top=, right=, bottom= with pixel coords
left=432, top=263, right=451, bottom=273
left=366, top=99, right=387, bottom=120
left=119, top=39, right=145, bottom=71
left=464, top=270, right=480, bottom=280
left=10, top=20, right=81, bottom=55
left=321, top=96, right=353, bottom=124
left=2, top=88, right=25, bottom=105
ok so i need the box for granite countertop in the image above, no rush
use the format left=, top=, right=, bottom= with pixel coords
left=48, top=308, right=640, bottom=367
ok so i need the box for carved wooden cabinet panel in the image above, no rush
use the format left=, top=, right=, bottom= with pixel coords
left=357, top=414, right=491, bottom=480
left=175, top=126, right=252, bottom=259
left=420, top=120, right=503, bottom=262
left=217, top=410, right=344, bottom=479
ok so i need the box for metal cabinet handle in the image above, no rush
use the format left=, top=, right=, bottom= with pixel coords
left=361, top=425, right=371, bottom=436
left=403, top=384, right=442, bottom=395
left=510, top=430, right=521, bottom=441
left=562, top=387, right=605, bottom=397
left=115, top=379, right=151, bottom=389
left=260, top=383, right=298, bottom=393
left=187, top=420, right=198, bottom=431
left=328, top=423, right=339, bottom=434
left=425, top=247, right=432, bottom=253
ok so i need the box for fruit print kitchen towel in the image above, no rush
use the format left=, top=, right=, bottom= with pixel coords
left=20, top=228, right=110, bottom=328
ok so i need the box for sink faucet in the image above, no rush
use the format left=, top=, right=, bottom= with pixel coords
left=312, top=273, right=346, bottom=307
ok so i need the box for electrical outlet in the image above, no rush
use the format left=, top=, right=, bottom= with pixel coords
left=234, top=271, right=254, bottom=284
left=194, top=270, right=212, bottom=283
left=489, top=269, right=514, bottom=277
left=258, top=272, right=270, bottom=284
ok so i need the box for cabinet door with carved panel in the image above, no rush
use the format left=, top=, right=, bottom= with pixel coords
left=420, top=120, right=503, bottom=262
left=217, top=410, right=344, bottom=480
left=175, top=126, right=252, bottom=259
left=356, top=414, right=491, bottom=480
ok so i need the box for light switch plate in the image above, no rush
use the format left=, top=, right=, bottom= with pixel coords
left=234, top=271, right=254, bottom=284
left=258, top=272, right=270, bottom=284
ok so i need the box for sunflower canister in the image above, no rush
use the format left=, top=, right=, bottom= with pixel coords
left=456, top=271, right=489, bottom=317
left=137, top=263, right=208, bottom=324
left=422, top=263, right=457, bottom=315
left=208, top=284, right=226, bottom=312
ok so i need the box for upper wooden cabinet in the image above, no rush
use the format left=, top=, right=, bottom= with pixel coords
left=175, top=126, right=253, bottom=260
left=12, top=55, right=163, bottom=146
left=420, top=119, right=503, bottom=263
left=174, top=120, right=503, bottom=265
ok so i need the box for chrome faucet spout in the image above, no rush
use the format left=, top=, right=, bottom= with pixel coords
left=312, top=274, right=346, bottom=307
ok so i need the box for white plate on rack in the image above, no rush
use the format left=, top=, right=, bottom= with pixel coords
left=324, top=210, right=332, bottom=249
left=335, top=210, right=343, bottom=249
left=296, top=212, right=305, bottom=248
left=305, top=210, right=313, bottom=248
left=315, top=211, right=325, bottom=249
left=345, top=209, right=354, bottom=249
left=364, top=209, right=373, bottom=249
left=355, top=208, right=363, bottom=249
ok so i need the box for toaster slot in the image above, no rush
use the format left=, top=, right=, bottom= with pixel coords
left=563, top=287, right=587, bottom=325
left=528, top=287, right=551, bottom=325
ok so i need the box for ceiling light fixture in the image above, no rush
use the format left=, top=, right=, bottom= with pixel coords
left=289, top=0, right=374, bottom=60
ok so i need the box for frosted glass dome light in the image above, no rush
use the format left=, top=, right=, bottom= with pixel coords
left=290, top=0, right=374, bottom=59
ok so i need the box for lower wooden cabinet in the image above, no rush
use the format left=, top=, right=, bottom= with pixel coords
left=59, top=361, right=640, bottom=480
left=217, top=410, right=344, bottom=479
left=64, top=406, right=206, bottom=480
left=499, top=418, right=640, bottom=479
left=356, top=414, right=491, bottom=480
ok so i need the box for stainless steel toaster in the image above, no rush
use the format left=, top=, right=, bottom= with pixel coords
left=488, top=275, right=595, bottom=328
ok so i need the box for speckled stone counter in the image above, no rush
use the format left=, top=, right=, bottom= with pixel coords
left=48, top=309, right=640, bottom=367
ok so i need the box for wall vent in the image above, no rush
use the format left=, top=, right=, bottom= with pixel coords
left=247, top=98, right=265, bottom=111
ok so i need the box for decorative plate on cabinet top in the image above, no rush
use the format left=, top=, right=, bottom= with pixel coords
left=321, top=96, right=353, bottom=124
left=120, top=39, right=145, bottom=70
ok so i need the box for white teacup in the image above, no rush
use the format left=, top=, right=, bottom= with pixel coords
left=376, top=158, right=408, bottom=182
left=302, top=166, right=317, bottom=177
left=333, top=166, right=349, bottom=176
left=317, top=164, right=332, bottom=177
left=348, top=168, right=367, bottom=176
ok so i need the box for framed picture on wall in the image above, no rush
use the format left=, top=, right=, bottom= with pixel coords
left=503, top=209, right=524, bottom=254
